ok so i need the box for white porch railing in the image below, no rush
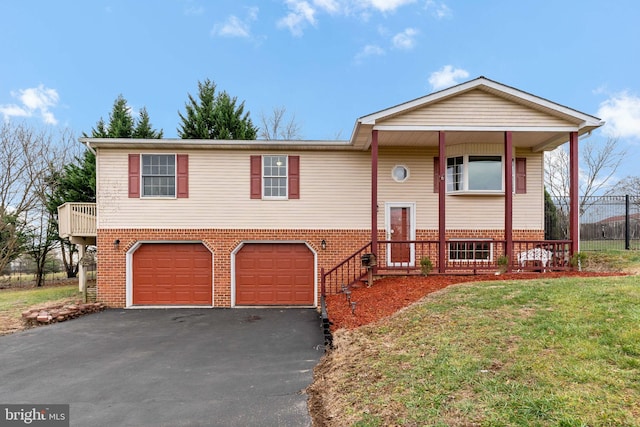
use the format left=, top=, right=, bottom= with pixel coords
left=57, top=202, right=97, bottom=238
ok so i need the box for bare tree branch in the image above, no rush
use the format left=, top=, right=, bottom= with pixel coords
left=544, top=137, right=626, bottom=214
left=259, top=106, right=303, bottom=140
left=0, top=122, right=75, bottom=276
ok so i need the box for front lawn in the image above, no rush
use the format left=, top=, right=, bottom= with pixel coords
left=0, top=284, right=81, bottom=335
left=310, top=275, right=640, bottom=426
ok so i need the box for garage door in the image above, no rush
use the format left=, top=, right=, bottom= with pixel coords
left=133, top=243, right=212, bottom=305
left=235, top=243, right=314, bottom=306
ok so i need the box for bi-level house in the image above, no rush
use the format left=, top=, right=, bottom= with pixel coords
left=58, top=77, right=603, bottom=308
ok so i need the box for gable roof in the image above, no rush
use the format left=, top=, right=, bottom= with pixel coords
left=350, top=76, right=604, bottom=151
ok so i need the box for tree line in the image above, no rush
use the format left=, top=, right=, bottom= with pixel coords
left=1, top=78, right=301, bottom=286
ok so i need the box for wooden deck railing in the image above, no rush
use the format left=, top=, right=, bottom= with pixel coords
left=57, top=202, right=97, bottom=238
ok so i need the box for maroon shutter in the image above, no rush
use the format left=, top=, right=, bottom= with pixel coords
left=433, top=157, right=440, bottom=193
left=176, top=154, right=189, bottom=198
left=128, top=154, right=140, bottom=198
left=515, top=157, right=527, bottom=194
left=288, top=156, right=300, bottom=199
left=250, top=155, right=262, bottom=199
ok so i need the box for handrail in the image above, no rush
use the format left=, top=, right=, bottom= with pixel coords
left=321, top=242, right=372, bottom=295
left=322, top=238, right=573, bottom=296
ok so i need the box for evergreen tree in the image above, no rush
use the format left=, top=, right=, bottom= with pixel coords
left=85, top=95, right=163, bottom=138
left=178, top=79, right=258, bottom=139
left=134, top=107, right=164, bottom=138
left=48, top=95, right=162, bottom=277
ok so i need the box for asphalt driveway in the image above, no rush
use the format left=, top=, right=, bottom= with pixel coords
left=0, top=308, right=325, bottom=427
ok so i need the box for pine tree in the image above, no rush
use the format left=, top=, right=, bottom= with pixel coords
left=133, top=107, right=164, bottom=138
left=48, top=95, right=162, bottom=277
left=178, top=79, right=258, bottom=139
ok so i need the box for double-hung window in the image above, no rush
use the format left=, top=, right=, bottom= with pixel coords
left=142, top=154, right=175, bottom=197
left=128, top=153, right=189, bottom=199
left=250, top=155, right=300, bottom=200
left=263, top=155, right=288, bottom=198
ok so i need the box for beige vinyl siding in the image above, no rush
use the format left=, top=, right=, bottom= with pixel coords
left=513, top=150, right=544, bottom=230
left=374, top=145, right=544, bottom=231
left=97, top=149, right=371, bottom=229
left=380, top=89, right=577, bottom=128
left=377, top=148, right=438, bottom=229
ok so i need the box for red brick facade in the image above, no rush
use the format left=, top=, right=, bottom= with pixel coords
left=97, top=228, right=544, bottom=308
left=97, top=228, right=372, bottom=308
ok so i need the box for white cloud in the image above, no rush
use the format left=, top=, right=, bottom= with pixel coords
left=212, top=7, right=259, bottom=39
left=597, top=91, right=640, bottom=140
left=214, top=16, right=251, bottom=38
left=428, top=65, right=469, bottom=91
left=354, top=44, right=385, bottom=62
left=278, top=0, right=317, bottom=37
left=359, top=0, right=416, bottom=13
left=0, top=85, right=59, bottom=125
left=425, top=0, right=452, bottom=19
left=392, top=27, right=418, bottom=50
left=313, top=0, right=341, bottom=14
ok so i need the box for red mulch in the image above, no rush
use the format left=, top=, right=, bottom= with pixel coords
left=325, top=272, right=624, bottom=331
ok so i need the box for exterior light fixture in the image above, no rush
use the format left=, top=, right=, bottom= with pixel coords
left=114, top=239, right=120, bottom=250
left=321, top=239, right=327, bottom=250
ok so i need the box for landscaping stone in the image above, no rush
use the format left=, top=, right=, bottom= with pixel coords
left=21, top=301, right=106, bottom=328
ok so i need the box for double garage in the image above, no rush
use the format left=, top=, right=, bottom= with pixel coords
left=131, top=242, right=315, bottom=307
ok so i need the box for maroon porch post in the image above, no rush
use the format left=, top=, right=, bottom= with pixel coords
left=371, top=130, right=379, bottom=267
left=569, top=131, right=579, bottom=256
left=504, top=131, right=513, bottom=271
left=438, top=131, right=446, bottom=273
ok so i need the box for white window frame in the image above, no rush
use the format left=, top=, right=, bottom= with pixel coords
left=446, top=154, right=504, bottom=194
left=448, top=239, right=494, bottom=263
left=262, top=155, right=288, bottom=200
left=141, top=154, right=176, bottom=198
left=391, top=165, right=410, bottom=183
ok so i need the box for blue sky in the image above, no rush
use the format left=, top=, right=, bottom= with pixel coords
left=1, top=0, right=640, bottom=179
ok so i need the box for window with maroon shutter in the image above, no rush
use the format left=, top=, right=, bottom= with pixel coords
left=250, top=155, right=300, bottom=199
left=128, top=154, right=140, bottom=198
left=250, top=155, right=262, bottom=199
left=288, top=156, right=300, bottom=199
left=515, top=157, right=526, bottom=194
left=176, top=154, right=189, bottom=198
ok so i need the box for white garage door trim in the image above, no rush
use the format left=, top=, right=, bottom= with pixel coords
left=126, top=240, right=215, bottom=308
left=231, top=240, right=318, bottom=308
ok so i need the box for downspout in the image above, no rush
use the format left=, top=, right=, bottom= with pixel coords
left=84, top=140, right=96, bottom=155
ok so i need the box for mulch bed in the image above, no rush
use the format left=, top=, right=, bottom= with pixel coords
left=326, top=272, right=625, bottom=331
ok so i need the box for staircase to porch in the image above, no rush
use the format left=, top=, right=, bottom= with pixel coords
left=321, top=239, right=573, bottom=297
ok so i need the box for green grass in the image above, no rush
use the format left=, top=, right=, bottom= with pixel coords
left=583, top=249, right=640, bottom=272
left=320, top=276, right=640, bottom=426
left=0, top=284, right=81, bottom=334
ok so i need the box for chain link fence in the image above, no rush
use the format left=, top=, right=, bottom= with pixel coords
left=546, top=195, right=640, bottom=251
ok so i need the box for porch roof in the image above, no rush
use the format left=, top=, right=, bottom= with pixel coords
left=350, top=76, right=604, bottom=152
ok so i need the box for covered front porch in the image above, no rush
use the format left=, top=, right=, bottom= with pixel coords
left=322, top=77, right=603, bottom=295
